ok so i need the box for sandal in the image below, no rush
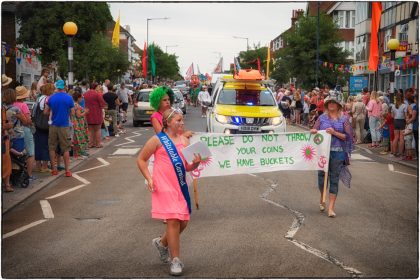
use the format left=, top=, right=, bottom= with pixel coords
left=4, top=185, right=14, bottom=192
left=319, top=203, right=326, bottom=212
left=51, top=170, right=59, bottom=176
left=65, top=171, right=72, bottom=177
left=328, top=211, right=336, bottom=218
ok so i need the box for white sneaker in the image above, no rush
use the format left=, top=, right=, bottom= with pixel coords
left=152, top=237, right=170, bottom=263
left=114, top=134, right=120, bottom=137
left=169, top=257, right=184, bottom=276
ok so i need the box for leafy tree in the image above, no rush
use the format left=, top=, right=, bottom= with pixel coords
left=58, top=34, right=129, bottom=82
left=16, top=2, right=112, bottom=64
left=271, top=13, right=351, bottom=89
left=148, top=44, right=180, bottom=80
left=238, top=45, right=272, bottom=75
left=15, top=2, right=130, bottom=82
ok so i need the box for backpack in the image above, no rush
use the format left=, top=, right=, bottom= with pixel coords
left=33, top=97, right=49, bottom=131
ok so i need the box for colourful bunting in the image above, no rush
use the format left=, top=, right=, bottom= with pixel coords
left=5, top=57, right=10, bottom=64
left=16, top=57, right=21, bottom=64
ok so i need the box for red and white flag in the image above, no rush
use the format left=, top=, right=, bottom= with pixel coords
left=213, top=57, right=223, bottom=73
left=185, top=63, right=194, bottom=80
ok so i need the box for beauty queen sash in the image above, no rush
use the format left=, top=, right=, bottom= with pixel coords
left=157, top=132, right=191, bottom=214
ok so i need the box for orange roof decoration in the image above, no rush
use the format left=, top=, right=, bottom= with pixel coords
left=234, top=69, right=264, bottom=80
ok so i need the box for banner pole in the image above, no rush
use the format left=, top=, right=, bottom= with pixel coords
left=193, top=179, right=199, bottom=209
left=322, top=171, right=328, bottom=204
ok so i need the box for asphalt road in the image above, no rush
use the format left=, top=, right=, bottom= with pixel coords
left=2, top=105, right=418, bottom=278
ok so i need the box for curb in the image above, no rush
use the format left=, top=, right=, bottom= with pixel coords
left=2, top=137, right=118, bottom=215
left=293, top=123, right=418, bottom=171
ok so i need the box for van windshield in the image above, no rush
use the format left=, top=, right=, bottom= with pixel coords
left=217, top=89, right=276, bottom=106
left=137, top=92, right=150, bottom=102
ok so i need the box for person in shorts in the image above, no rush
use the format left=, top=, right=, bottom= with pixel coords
left=44, top=80, right=75, bottom=177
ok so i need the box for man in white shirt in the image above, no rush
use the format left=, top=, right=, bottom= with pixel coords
left=102, top=79, right=110, bottom=94
left=198, top=85, right=211, bottom=118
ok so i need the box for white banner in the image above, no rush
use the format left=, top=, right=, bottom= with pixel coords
left=187, top=132, right=331, bottom=178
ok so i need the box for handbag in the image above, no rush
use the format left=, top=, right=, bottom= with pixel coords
left=33, top=98, right=49, bottom=131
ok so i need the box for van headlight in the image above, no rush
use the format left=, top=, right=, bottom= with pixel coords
left=215, top=114, right=229, bottom=124
left=270, top=116, right=283, bottom=126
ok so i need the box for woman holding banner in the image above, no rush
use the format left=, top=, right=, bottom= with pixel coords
left=310, top=96, right=353, bottom=218
left=137, top=108, right=201, bottom=276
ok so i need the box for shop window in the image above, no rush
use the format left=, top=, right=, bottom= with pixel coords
left=384, top=29, right=392, bottom=52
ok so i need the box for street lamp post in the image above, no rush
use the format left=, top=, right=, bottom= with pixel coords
left=165, top=44, right=178, bottom=53
left=63, top=22, right=78, bottom=89
left=387, top=38, right=400, bottom=104
left=233, top=36, right=249, bottom=51
left=146, top=17, right=169, bottom=82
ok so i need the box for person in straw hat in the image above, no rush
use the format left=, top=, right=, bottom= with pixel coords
left=310, top=95, right=353, bottom=218
left=2, top=74, right=12, bottom=89
left=14, top=86, right=36, bottom=181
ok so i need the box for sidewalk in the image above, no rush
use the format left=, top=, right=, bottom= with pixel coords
left=2, top=137, right=117, bottom=214
left=293, top=123, right=418, bottom=170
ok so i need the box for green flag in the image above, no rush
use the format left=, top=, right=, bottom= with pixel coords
left=149, top=43, right=156, bottom=77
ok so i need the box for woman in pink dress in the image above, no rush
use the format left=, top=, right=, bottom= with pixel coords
left=84, top=83, right=106, bottom=148
left=137, top=108, right=201, bottom=276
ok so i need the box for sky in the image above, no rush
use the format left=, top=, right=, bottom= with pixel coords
left=109, top=1, right=307, bottom=78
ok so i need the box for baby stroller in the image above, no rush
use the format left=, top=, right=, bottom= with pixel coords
left=10, top=152, right=30, bottom=188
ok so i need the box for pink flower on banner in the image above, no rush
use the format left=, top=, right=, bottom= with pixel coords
left=191, top=156, right=212, bottom=178
left=301, top=144, right=316, bottom=161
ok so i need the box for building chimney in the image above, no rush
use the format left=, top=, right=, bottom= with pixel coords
left=291, top=10, right=297, bottom=26
left=291, top=9, right=304, bottom=27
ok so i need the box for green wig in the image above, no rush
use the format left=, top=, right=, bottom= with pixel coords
left=149, top=86, right=175, bottom=111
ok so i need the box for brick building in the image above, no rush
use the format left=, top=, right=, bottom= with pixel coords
left=377, top=2, right=419, bottom=92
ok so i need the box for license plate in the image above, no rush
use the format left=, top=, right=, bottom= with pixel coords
left=239, top=126, right=261, bottom=132
left=146, top=111, right=154, bottom=114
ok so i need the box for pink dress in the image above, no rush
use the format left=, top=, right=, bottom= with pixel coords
left=152, top=142, right=190, bottom=221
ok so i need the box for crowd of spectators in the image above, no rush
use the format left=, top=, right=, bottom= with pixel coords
left=275, top=86, right=418, bottom=160
left=1, top=69, right=146, bottom=192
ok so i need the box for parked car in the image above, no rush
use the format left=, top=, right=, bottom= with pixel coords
left=207, top=69, right=285, bottom=134
left=172, top=89, right=187, bottom=114
left=132, top=89, right=154, bottom=127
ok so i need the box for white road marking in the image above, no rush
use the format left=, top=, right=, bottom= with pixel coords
left=365, top=149, right=373, bottom=154
left=4, top=157, right=111, bottom=239
left=45, top=184, right=87, bottom=200
left=248, top=174, right=257, bottom=177
left=2, top=219, right=48, bottom=239
left=394, top=171, right=417, bottom=177
left=115, top=131, right=142, bottom=147
left=107, top=155, right=133, bottom=158
left=39, top=200, right=54, bottom=219
left=351, top=154, right=372, bottom=161
left=96, top=157, right=110, bottom=166
left=120, top=145, right=142, bottom=148
left=75, top=157, right=110, bottom=174
left=388, top=163, right=417, bottom=177
left=72, top=173, right=90, bottom=185
left=112, top=148, right=140, bottom=155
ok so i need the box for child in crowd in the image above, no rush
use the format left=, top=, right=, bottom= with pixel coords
left=378, top=107, right=394, bottom=155
left=137, top=108, right=201, bottom=276
left=403, top=116, right=414, bottom=160
left=308, top=109, right=318, bottom=128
